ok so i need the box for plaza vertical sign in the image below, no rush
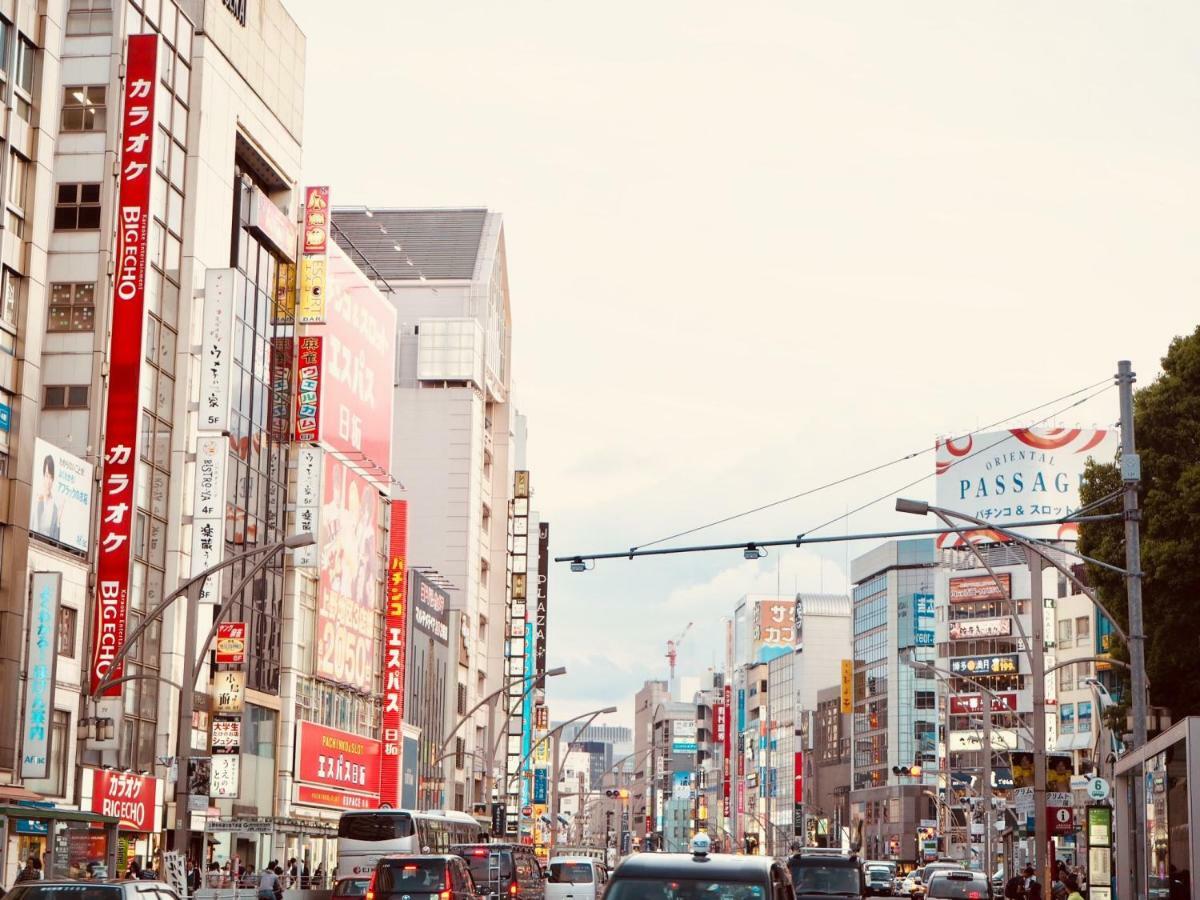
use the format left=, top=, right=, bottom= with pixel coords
left=380, top=500, right=408, bottom=808
left=92, top=34, right=159, bottom=696
left=535, top=522, right=549, bottom=679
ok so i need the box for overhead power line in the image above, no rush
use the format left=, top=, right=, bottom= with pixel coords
left=631, top=377, right=1114, bottom=553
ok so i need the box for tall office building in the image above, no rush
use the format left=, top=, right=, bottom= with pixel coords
left=849, top=539, right=939, bottom=862
left=0, top=0, right=328, bottom=877
left=332, top=207, right=515, bottom=812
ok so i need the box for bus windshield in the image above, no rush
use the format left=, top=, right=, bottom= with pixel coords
left=338, top=813, right=416, bottom=841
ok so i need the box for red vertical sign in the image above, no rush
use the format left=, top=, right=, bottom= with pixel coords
left=293, top=335, right=322, bottom=442
left=379, top=500, right=408, bottom=807
left=91, top=35, right=159, bottom=696
left=722, top=683, right=732, bottom=818
left=794, top=750, right=803, bottom=803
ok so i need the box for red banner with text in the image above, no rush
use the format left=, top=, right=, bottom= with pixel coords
left=296, top=720, right=381, bottom=808
left=379, top=500, right=408, bottom=807
left=91, top=34, right=159, bottom=696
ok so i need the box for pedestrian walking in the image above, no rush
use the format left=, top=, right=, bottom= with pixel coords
left=258, top=865, right=282, bottom=900
left=15, top=858, right=42, bottom=884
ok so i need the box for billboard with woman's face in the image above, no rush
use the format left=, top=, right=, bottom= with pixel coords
left=316, top=454, right=380, bottom=694
left=29, top=438, right=93, bottom=552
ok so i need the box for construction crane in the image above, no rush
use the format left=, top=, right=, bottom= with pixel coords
left=666, top=622, right=694, bottom=683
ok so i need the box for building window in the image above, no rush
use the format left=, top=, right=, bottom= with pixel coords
left=2, top=268, right=19, bottom=326
left=43, top=385, right=89, bottom=409
left=8, top=153, right=28, bottom=209
left=14, top=36, right=33, bottom=120
left=0, top=18, right=10, bottom=74
left=1059, top=704, right=1075, bottom=734
left=53, top=183, right=101, bottom=230
left=48, top=283, right=95, bottom=331
left=1056, top=619, right=1073, bottom=648
left=66, top=0, right=113, bottom=35
left=58, top=606, right=77, bottom=658
left=1077, top=701, right=1093, bottom=733
left=1059, top=664, right=1074, bottom=693
left=60, top=86, right=106, bottom=132
left=454, top=737, right=466, bottom=771
left=456, top=682, right=467, bottom=716
left=1075, top=616, right=1090, bottom=640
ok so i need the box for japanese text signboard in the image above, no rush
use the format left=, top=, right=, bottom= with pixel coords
left=293, top=447, right=322, bottom=567
left=311, top=245, right=397, bottom=489
left=296, top=720, right=381, bottom=808
left=87, top=768, right=161, bottom=832
left=190, top=435, right=228, bottom=604
left=949, top=654, right=1020, bottom=676
left=380, top=500, right=408, bottom=807
left=934, top=427, right=1119, bottom=547
left=949, top=574, right=1011, bottom=604
left=92, top=34, right=160, bottom=697
left=293, top=336, right=323, bottom=443
left=215, top=623, right=246, bottom=665
left=302, top=186, right=329, bottom=254
left=411, top=570, right=450, bottom=644
left=722, top=683, right=732, bottom=818
left=199, top=269, right=235, bottom=432
left=949, top=617, right=1013, bottom=640
left=21, top=573, right=61, bottom=778
left=316, top=454, right=379, bottom=693
left=949, top=693, right=1019, bottom=715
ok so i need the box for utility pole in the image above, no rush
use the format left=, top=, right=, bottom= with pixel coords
left=1117, top=359, right=1147, bottom=900
left=982, top=704, right=993, bottom=879
left=1028, top=547, right=1049, bottom=891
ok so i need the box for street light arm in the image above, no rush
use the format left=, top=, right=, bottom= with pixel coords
left=443, top=667, right=567, bottom=758
left=190, top=542, right=296, bottom=691
left=920, top=502, right=1131, bottom=647
left=93, top=534, right=310, bottom=696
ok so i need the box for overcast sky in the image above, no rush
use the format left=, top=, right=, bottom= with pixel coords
left=284, top=0, right=1199, bottom=727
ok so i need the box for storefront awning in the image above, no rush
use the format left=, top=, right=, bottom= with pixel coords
left=1055, top=732, right=1093, bottom=752
left=0, top=785, right=45, bottom=802
left=0, top=804, right=120, bottom=826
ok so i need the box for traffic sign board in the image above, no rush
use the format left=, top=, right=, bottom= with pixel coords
left=1086, top=777, right=1110, bottom=802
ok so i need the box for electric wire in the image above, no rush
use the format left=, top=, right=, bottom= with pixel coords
left=799, top=383, right=1116, bottom=539
left=631, top=376, right=1114, bottom=552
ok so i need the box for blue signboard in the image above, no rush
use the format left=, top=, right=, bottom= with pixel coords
left=533, top=768, right=547, bottom=804
left=915, top=630, right=935, bottom=647
left=0, top=402, right=10, bottom=432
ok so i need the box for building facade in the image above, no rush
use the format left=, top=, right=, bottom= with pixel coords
left=849, top=539, right=939, bottom=863
left=331, top=206, right=516, bottom=813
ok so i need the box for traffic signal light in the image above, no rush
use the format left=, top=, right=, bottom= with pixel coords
left=892, top=764, right=922, bottom=777
left=604, top=789, right=630, bottom=799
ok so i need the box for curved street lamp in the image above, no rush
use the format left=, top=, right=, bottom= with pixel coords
left=90, top=531, right=314, bottom=855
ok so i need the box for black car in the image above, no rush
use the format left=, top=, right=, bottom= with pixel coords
left=923, top=871, right=991, bottom=900
left=371, top=855, right=479, bottom=900
left=452, top=843, right=544, bottom=900
left=787, top=849, right=866, bottom=900
left=605, top=841, right=790, bottom=900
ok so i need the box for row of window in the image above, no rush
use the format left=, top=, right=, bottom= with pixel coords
left=1057, top=615, right=1092, bottom=647
left=1060, top=701, right=1094, bottom=734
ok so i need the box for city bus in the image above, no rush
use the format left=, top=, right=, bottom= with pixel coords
left=336, top=809, right=484, bottom=878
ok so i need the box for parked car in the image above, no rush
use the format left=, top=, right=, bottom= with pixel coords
left=5, top=882, right=179, bottom=900
left=924, top=870, right=992, bottom=900
left=370, top=855, right=479, bottom=900
left=787, top=848, right=866, bottom=900
left=452, top=843, right=544, bottom=900
left=544, top=857, right=607, bottom=900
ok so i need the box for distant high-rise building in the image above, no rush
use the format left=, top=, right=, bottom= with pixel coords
left=849, top=540, right=940, bottom=862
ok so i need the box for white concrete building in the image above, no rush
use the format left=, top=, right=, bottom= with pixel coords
left=332, top=207, right=515, bottom=812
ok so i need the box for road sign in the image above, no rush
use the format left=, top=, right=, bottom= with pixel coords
left=1086, top=777, right=1110, bottom=802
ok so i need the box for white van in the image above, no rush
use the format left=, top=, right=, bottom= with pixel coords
left=545, top=857, right=607, bottom=900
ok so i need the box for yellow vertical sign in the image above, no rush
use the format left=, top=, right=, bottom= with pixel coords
left=840, top=659, right=853, bottom=713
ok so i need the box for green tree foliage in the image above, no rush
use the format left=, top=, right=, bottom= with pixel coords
left=1078, top=326, right=1200, bottom=719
